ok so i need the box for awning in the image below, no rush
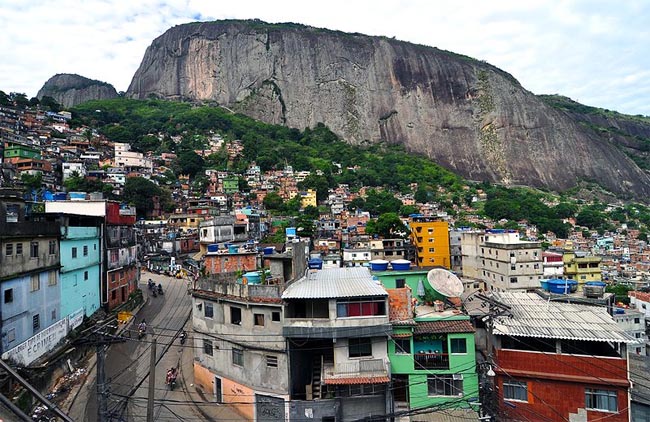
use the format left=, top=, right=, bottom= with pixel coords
left=323, top=376, right=390, bottom=385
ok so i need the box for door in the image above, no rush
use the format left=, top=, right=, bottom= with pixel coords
left=256, top=394, right=284, bottom=422
left=214, top=377, right=222, bottom=403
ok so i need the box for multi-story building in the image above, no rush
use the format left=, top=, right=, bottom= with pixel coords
left=542, top=250, right=564, bottom=278
left=113, top=142, right=152, bottom=169
left=0, top=190, right=62, bottom=363
left=490, top=291, right=633, bottom=422
left=480, top=231, right=542, bottom=291
left=409, top=216, right=450, bottom=269
left=282, top=267, right=392, bottom=420
left=45, top=199, right=138, bottom=311
left=459, top=230, right=484, bottom=278
left=342, top=247, right=371, bottom=267
left=299, top=189, right=317, bottom=208
left=369, top=238, right=413, bottom=262
left=563, top=250, right=602, bottom=290
left=378, top=272, right=479, bottom=416
left=612, top=307, right=646, bottom=356
left=56, top=214, right=102, bottom=318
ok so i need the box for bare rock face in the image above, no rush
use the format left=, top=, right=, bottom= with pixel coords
left=37, top=74, right=118, bottom=108
left=127, top=20, right=650, bottom=198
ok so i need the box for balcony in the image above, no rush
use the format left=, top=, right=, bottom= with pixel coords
left=414, top=352, right=449, bottom=370
left=322, top=358, right=390, bottom=385
left=194, top=276, right=284, bottom=301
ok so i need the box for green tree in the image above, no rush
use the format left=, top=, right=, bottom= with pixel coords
left=365, top=213, right=409, bottom=238
left=399, top=205, right=419, bottom=217
left=348, top=197, right=366, bottom=212
left=40, top=95, right=61, bottom=112
left=20, top=173, right=43, bottom=192
left=365, top=190, right=402, bottom=216
left=263, top=192, right=284, bottom=211
left=298, top=174, right=330, bottom=202
left=123, top=177, right=163, bottom=218
left=175, top=150, right=204, bottom=178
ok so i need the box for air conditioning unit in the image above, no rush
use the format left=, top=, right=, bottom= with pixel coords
left=453, top=374, right=464, bottom=380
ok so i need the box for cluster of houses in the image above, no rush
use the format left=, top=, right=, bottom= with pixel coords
left=2, top=102, right=650, bottom=421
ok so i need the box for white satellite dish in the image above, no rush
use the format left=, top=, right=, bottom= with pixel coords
left=426, top=268, right=464, bottom=298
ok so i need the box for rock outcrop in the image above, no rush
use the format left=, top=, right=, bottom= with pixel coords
left=126, top=20, right=650, bottom=198
left=38, top=74, right=118, bottom=108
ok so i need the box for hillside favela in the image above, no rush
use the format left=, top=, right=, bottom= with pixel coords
left=2, top=13, right=650, bottom=422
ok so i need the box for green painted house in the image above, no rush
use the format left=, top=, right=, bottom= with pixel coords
left=222, top=175, right=239, bottom=194
left=377, top=269, right=479, bottom=414
left=3, top=144, right=40, bottom=161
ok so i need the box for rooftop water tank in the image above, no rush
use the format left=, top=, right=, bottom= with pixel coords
left=263, top=246, right=276, bottom=255
left=228, top=244, right=239, bottom=254
left=207, top=244, right=218, bottom=253
left=369, top=259, right=389, bottom=271
left=584, top=281, right=606, bottom=298
left=390, top=259, right=411, bottom=271
left=547, top=279, right=577, bottom=294
left=243, top=272, right=261, bottom=285
left=308, top=258, right=323, bottom=270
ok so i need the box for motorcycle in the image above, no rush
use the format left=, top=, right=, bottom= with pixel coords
left=166, top=368, right=178, bottom=390
left=157, top=284, right=164, bottom=295
left=152, top=288, right=157, bottom=298
left=138, top=325, right=146, bottom=339
left=179, top=331, right=187, bottom=345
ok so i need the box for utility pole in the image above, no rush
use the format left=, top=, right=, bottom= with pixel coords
left=472, top=293, right=512, bottom=422
left=147, top=338, right=157, bottom=422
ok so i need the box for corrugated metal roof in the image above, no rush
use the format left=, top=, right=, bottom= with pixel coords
left=414, top=320, right=475, bottom=334
left=493, top=292, right=636, bottom=343
left=411, top=408, right=479, bottom=422
left=282, top=267, right=388, bottom=299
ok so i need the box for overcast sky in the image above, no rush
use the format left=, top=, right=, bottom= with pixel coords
left=2, top=0, right=649, bottom=116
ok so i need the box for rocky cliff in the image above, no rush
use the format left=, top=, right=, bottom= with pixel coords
left=127, top=20, right=650, bottom=198
left=38, top=73, right=118, bottom=108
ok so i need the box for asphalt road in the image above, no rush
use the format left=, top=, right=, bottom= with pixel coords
left=82, top=271, right=194, bottom=421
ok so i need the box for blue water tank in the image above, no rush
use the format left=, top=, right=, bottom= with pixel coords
left=207, top=244, right=218, bottom=253
left=263, top=247, right=276, bottom=255
left=547, top=279, right=577, bottom=294
left=308, top=258, right=323, bottom=270
left=54, top=192, right=68, bottom=201
left=390, top=259, right=411, bottom=271
left=369, top=260, right=389, bottom=271
left=615, top=308, right=625, bottom=314
left=228, top=244, right=239, bottom=254
left=585, top=281, right=607, bottom=287
left=243, top=272, right=261, bottom=285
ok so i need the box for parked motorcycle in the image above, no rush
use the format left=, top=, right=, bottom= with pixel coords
left=179, top=330, right=187, bottom=345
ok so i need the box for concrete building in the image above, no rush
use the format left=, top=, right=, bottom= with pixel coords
left=409, top=217, right=450, bottom=269
left=459, top=231, right=484, bottom=279
left=369, top=238, right=413, bottom=262
left=480, top=231, right=542, bottom=291
left=0, top=190, right=62, bottom=362
left=113, top=142, right=152, bottom=169
left=563, top=250, right=602, bottom=290
left=542, top=251, right=564, bottom=278
left=612, top=307, right=646, bottom=356
left=490, top=291, right=634, bottom=422
left=282, top=267, right=392, bottom=421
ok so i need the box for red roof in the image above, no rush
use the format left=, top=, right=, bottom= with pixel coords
left=324, top=376, right=390, bottom=385
left=630, top=291, right=650, bottom=302
left=414, top=320, right=475, bottom=334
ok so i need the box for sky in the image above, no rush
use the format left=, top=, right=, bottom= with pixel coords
left=1, top=0, right=649, bottom=116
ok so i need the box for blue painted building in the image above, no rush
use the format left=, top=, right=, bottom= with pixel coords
left=58, top=222, right=102, bottom=318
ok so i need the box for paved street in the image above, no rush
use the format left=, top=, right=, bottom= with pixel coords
left=67, top=271, right=245, bottom=421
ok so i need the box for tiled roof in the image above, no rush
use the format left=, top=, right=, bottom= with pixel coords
left=323, top=376, right=390, bottom=385
left=391, top=332, right=413, bottom=338
left=414, top=320, right=475, bottom=334
left=282, top=267, right=387, bottom=299
left=630, top=291, right=650, bottom=302
left=493, top=291, right=636, bottom=343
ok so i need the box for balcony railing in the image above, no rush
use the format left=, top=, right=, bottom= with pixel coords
left=414, top=352, right=449, bottom=370
left=322, top=358, right=390, bottom=383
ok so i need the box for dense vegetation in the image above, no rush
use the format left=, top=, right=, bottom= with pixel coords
left=71, top=98, right=464, bottom=195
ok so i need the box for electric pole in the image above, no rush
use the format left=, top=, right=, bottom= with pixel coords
left=147, top=338, right=157, bottom=422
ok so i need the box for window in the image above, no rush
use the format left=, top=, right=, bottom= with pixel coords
left=203, top=339, right=213, bottom=356
left=510, top=277, right=518, bottom=284
left=5, top=244, right=13, bottom=256
left=585, top=388, right=617, bottom=412
left=31, top=275, right=40, bottom=292
left=72, top=247, right=77, bottom=258
left=84, top=271, right=89, bottom=281
left=271, top=311, right=281, bottom=322
left=451, top=338, right=467, bottom=354
left=394, top=339, right=411, bottom=354
left=49, top=240, right=56, bottom=255
left=427, top=375, right=463, bottom=396
left=232, top=348, right=244, bottom=366
left=510, top=264, right=516, bottom=270
left=428, top=247, right=435, bottom=253
left=7, top=328, right=15, bottom=343
left=504, top=381, right=528, bottom=401
left=33, top=314, right=40, bottom=332
left=230, top=307, right=242, bottom=325
left=266, top=355, right=278, bottom=368
left=83, top=245, right=88, bottom=256
left=254, top=313, right=264, bottom=326
left=204, top=303, right=214, bottom=318
left=15, top=243, right=22, bottom=256
left=4, top=289, right=13, bottom=304
left=337, top=298, right=386, bottom=317
left=635, top=333, right=641, bottom=338
left=635, top=318, right=640, bottom=324
left=349, top=338, right=372, bottom=358
left=48, top=271, right=57, bottom=286
left=51, top=309, right=56, bottom=321
left=396, top=279, right=406, bottom=288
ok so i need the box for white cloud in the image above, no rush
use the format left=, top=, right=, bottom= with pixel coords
left=0, top=0, right=648, bottom=115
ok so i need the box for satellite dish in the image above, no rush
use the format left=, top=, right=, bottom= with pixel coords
left=426, top=268, right=464, bottom=298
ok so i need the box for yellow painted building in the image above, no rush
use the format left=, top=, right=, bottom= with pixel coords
left=563, top=251, right=602, bottom=289
left=299, top=189, right=317, bottom=208
left=409, top=217, right=450, bottom=268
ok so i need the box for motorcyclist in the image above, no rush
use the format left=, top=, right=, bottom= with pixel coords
left=166, top=367, right=178, bottom=387
left=157, top=283, right=163, bottom=294
left=138, top=320, right=147, bottom=337
left=179, top=330, right=187, bottom=344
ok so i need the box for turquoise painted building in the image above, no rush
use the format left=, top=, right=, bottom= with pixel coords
left=376, top=270, right=480, bottom=413
left=59, top=224, right=101, bottom=318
